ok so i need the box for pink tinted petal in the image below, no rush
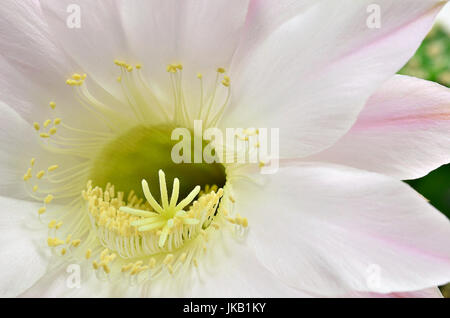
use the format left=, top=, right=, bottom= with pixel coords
left=230, top=162, right=450, bottom=296
left=305, top=75, right=450, bottom=180
left=348, top=287, right=443, bottom=298
left=222, top=0, right=444, bottom=158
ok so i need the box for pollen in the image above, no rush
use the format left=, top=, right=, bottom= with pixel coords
left=24, top=61, right=247, bottom=285
left=44, top=194, right=54, bottom=204
left=48, top=165, right=59, bottom=172
left=43, top=119, right=52, bottom=128
left=84, top=170, right=224, bottom=260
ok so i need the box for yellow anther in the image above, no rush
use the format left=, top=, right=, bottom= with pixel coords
left=102, top=263, right=111, bottom=274
left=179, top=253, right=187, bottom=263
left=117, top=76, right=122, bottom=82
left=85, top=249, right=92, bottom=259
left=33, top=122, right=40, bottom=131
left=66, top=79, right=83, bottom=86
left=197, top=73, right=203, bottom=79
left=163, top=254, right=174, bottom=265
left=48, top=165, right=59, bottom=172
left=47, top=237, right=64, bottom=247
left=44, top=194, right=54, bottom=204
left=33, top=185, right=38, bottom=192
left=135, top=64, right=142, bottom=69
left=217, top=67, right=226, bottom=73
left=49, top=127, right=57, bottom=135
left=82, top=74, right=87, bottom=79
left=72, top=73, right=82, bottom=80
left=238, top=217, right=249, bottom=228
left=23, top=168, right=32, bottom=181
left=176, top=64, right=183, bottom=70
left=48, top=220, right=57, bottom=229
left=211, top=223, right=220, bottom=230
left=226, top=216, right=236, bottom=224
left=43, top=119, right=51, bottom=128
left=126, top=65, right=133, bottom=72
left=55, top=221, right=63, bottom=229
left=135, top=261, right=143, bottom=267
left=65, top=234, right=72, bottom=244
left=36, top=170, right=45, bottom=179
left=54, top=118, right=61, bottom=125
left=166, top=64, right=177, bottom=73
left=130, top=266, right=139, bottom=275
left=100, top=248, right=109, bottom=261
left=149, top=258, right=156, bottom=269
left=71, top=239, right=81, bottom=247
left=93, top=261, right=99, bottom=270
left=121, top=264, right=132, bottom=272
left=30, top=158, right=36, bottom=166
left=39, top=133, right=50, bottom=138
left=49, top=101, right=56, bottom=109
left=222, top=75, right=231, bottom=87
left=61, top=248, right=67, bottom=256
left=38, top=207, right=46, bottom=215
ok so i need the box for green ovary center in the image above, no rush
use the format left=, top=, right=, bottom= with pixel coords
left=84, top=124, right=227, bottom=258
left=89, top=124, right=226, bottom=200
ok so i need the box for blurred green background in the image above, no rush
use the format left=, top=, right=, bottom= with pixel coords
left=398, top=25, right=450, bottom=297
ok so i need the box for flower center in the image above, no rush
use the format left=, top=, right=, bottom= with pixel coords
left=23, top=60, right=248, bottom=282
left=89, top=124, right=226, bottom=200
left=84, top=124, right=226, bottom=258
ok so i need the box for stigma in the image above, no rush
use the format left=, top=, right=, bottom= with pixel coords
left=83, top=169, right=224, bottom=259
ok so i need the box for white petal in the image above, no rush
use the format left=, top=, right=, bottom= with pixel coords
left=20, top=262, right=145, bottom=297
left=0, top=2, right=90, bottom=126
left=305, top=75, right=450, bottom=180
left=0, top=196, right=50, bottom=297
left=120, top=0, right=249, bottom=74
left=185, top=232, right=309, bottom=298
left=230, top=162, right=450, bottom=296
left=223, top=0, right=444, bottom=158
left=40, top=0, right=131, bottom=94
left=436, top=2, right=450, bottom=33
left=0, top=102, right=43, bottom=199
left=0, top=0, right=72, bottom=83
left=22, top=229, right=308, bottom=297
left=41, top=0, right=249, bottom=97
left=348, top=287, right=443, bottom=298
left=119, top=0, right=250, bottom=115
